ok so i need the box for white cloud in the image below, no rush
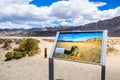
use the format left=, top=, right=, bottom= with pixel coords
left=0, top=0, right=120, bottom=29
left=0, top=22, right=32, bottom=29
left=0, top=0, right=32, bottom=4
left=49, top=0, right=101, bottom=19
left=98, top=7, right=120, bottom=19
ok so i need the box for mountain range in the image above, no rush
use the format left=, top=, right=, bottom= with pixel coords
left=0, top=16, right=120, bottom=37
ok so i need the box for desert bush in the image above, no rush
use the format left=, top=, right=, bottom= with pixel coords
left=19, top=38, right=39, bottom=52
left=5, top=52, right=14, bottom=61
left=5, top=39, right=13, bottom=43
left=107, top=46, right=116, bottom=53
left=14, top=47, right=20, bottom=51
left=14, top=38, right=39, bottom=52
left=15, top=38, right=39, bottom=56
left=15, top=39, right=24, bottom=44
left=28, top=50, right=38, bottom=56
left=2, top=41, right=10, bottom=48
left=42, top=39, right=54, bottom=42
left=4, top=38, right=40, bottom=61
left=14, top=51, right=24, bottom=59
left=0, top=39, right=4, bottom=44
left=4, top=46, right=12, bottom=50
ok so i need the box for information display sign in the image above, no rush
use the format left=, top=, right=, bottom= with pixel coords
left=50, top=30, right=107, bottom=65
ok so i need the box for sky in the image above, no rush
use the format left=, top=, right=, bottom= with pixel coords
left=0, top=0, right=120, bottom=29
left=58, top=32, right=103, bottom=41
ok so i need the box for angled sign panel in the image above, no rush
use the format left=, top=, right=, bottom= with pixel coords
left=50, top=30, right=107, bottom=65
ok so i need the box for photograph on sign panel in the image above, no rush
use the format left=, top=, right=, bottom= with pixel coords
left=53, top=32, right=103, bottom=63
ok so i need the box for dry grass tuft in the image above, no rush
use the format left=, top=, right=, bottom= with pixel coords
left=42, top=39, right=54, bottom=42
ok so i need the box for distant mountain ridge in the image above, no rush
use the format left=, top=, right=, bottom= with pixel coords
left=0, top=16, right=120, bottom=37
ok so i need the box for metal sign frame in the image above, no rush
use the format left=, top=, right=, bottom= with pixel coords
left=49, top=30, right=107, bottom=80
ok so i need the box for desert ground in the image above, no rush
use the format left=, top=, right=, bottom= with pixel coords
left=0, top=37, right=120, bottom=80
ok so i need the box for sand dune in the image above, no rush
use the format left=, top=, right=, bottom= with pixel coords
left=0, top=37, right=120, bottom=80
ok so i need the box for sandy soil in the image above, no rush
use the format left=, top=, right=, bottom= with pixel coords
left=0, top=37, right=120, bottom=80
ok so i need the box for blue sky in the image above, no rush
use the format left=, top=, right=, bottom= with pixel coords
left=58, top=32, right=103, bottom=41
left=30, top=0, right=120, bottom=10
left=90, top=0, right=120, bottom=10
left=0, top=0, right=120, bottom=29
left=30, top=0, right=58, bottom=7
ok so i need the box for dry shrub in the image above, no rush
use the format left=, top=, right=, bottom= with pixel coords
left=107, top=46, right=115, bottom=53
left=42, top=39, right=54, bottom=42
left=5, top=38, right=40, bottom=61
left=5, top=52, right=14, bottom=61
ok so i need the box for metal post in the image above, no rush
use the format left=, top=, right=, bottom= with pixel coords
left=49, top=58, right=54, bottom=80
left=101, top=30, right=107, bottom=80
left=101, top=65, right=106, bottom=80
left=45, top=48, right=47, bottom=58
